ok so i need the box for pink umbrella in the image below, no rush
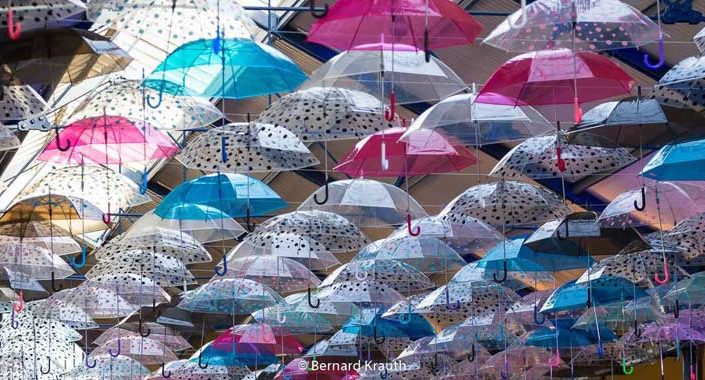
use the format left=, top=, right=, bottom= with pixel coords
left=476, top=49, right=634, bottom=124
left=211, top=323, right=304, bottom=356
left=38, top=116, right=179, bottom=165
left=307, top=0, right=482, bottom=58
left=333, top=126, right=476, bottom=178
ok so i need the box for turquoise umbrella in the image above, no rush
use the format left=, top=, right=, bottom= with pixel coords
left=144, top=38, right=307, bottom=100
left=641, top=138, right=705, bottom=180
left=478, top=235, right=592, bottom=275
left=154, top=173, right=286, bottom=220
left=540, top=277, right=648, bottom=314
left=524, top=318, right=617, bottom=348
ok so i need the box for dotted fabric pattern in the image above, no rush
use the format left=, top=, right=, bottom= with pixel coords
left=178, top=278, right=281, bottom=315
left=94, top=231, right=212, bottom=265
left=86, top=250, right=196, bottom=287
left=0, top=85, right=47, bottom=121
left=321, top=260, right=435, bottom=295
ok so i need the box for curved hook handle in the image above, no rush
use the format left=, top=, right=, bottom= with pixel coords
left=467, top=343, right=476, bottom=363
left=197, top=351, right=209, bottom=369
left=310, top=0, right=329, bottom=18
left=533, top=304, right=546, bottom=325
left=621, top=358, right=634, bottom=375
left=108, top=337, right=121, bottom=357
left=556, top=220, right=569, bottom=240
left=380, top=141, right=390, bottom=171
left=654, top=258, right=670, bottom=285
left=139, top=170, right=148, bottom=195
left=508, top=0, right=528, bottom=29
left=493, top=260, right=508, bottom=283
left=276, top=307, right=287, bottom=324
left=398, top=304, right=412, bottom=325
left=102, top=203, right=112, bottom=225
left=573, top=96, right=583, bottom=124
left=70, top=246, right=88, bottom=269
left=548, top=349, right=561, bottom=367
left=138, top=317, right=151, bottom=338
left=13, top=290, right=23, bottom=313
left=424, top=29, right=431, bottom=63
left=406, top=214, right=421, bottom=236
left=313, top=182, right=329, bottom=205
left=6, top=7, right=21, bottom=40
left=384, top=91, right=396, bottom=122
left=307, top=286, right=320, bottom=309
left=379, top=366, right=388, bottom=379
left=146, top=90, right=163, bottom=109
left=40, top=357, right=51, bottom=374
left=644, top=36, right=665, bottom=70
left=245, top=208, right=255, bottom=232
left=354, top=265, right=369, bottom=281
left=85, top=352, right=97, bottom=368
left=634, top=186, right=646, bottom=211
left=220, top=134, right=228, bottom=163
left=161, top=363, right=171, bottom=378
left=54, top=127, right=71, bottom=152
left=214, top=255, right=228, bottom=276
left=445, top=287, right=461, bottom=310
left=555, top=146, right=566, bottom=173
left=51, top=272, right=63, bottom=292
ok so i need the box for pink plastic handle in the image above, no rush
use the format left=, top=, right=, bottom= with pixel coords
left=654, top=259, right=670, bottom=285
left=6, top=8, right=22, bottom=40
left=407, top=214, right=420, bottom=236
left=556, top=146, right=566, bottom=172
left=384, top=91, right=396, bottom=122
left=573, top=96, right=583, bottom=124
left=548, top=349, right=561, bottom=367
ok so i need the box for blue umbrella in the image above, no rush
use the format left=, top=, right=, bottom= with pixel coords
left=144, top=38, right=307, bottom=100
left=194, top=342, right=278, bottom=367
left=342, top=308, right=434, bottom=341
left=155, top=173, right=286, bottom=220
left=478, top=235, right=592, bottom=274
left=641, top=138, right=705, bottom=180
left=524, top=318, right=616, bottom=348
left=540, top=277, right=648, bottom=314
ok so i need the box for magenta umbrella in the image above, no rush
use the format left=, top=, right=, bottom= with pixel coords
left=307, top=0, right=482, bottom=57
left=476, top=49, right=634, bottom=123
left=38, top=115, right=180, bottom=165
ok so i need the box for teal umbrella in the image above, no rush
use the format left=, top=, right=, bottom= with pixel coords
left=144, top=38, right=307, bottom=100
left=540, top=277, right=648, bottom=314
left=478, top=235, right=592, bottom=275
left=641, top=138, right=705, bottom=181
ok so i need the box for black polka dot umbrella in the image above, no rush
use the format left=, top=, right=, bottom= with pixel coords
left=0, top=85, right=46, bottom=121
left=178, top=277, right=282, bottom=315
left=94, top=230, right=212, bottom=265
left=178, top=123, right=319, bottom=173
left=92, top=336, right=179, bottom=365
left=44, top=283, right=140, bottom=319
left=228, top=233, right=341, bottom=271
left=86, top=250, right=197, bottom=288
left=32, top=297, right=98, bottom=330
left=144, top=359, right=245, bottom=380
left=84, top=273, right=171, bottom=308
left=654, top=55, right=705, bottom=115
left=60, top=355, right=150, bottom=380
left=0, top=243, right=74, bottom=280
left=320, top=259, right=436, bottom=296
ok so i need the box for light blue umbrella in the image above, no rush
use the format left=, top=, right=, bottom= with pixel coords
left=154, top=173, right=286, bottom=220
left=540, top=277, right=648, bottom=314
left=524, top=318, right=616, bottom=348
left=478, top=235, right=592, bottom=274
left=144, top=38, right=307, bottom=100
left=641, top=138, right=705, bottom=180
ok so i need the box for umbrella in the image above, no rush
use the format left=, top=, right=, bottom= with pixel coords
left=664, top=272, right=705, bottom=306
left=325, top=329, right=413, bottom=361
left=353, top=237, right=467, bottom=275
left=334, top=127, right=477, bottom=177
left=476, top=49, right=634, bottom=123
left=129, top=206, right=246, bottom=244
left=572, top=298, right=666, bottom=333
left=31, top=297, right=99, bottom=330
left=524, top=318, right=617, bottom=348
left=0, top=243, right=74, bottom=280
left=638, top=321, right=705, bottom=343
left=307, top=0, right=482, bottom=53
left=483, top=0, right=661, bottom=52
left=44, top=284, right=139, bottom=318
left=146, top=359, right=249, bottom=380
left=298, top=179, right=427, bottom=227
left=430, top=316, right=523, bottom=352
left=598, top=181, right=705, bottom=229
left=59, top=355, right=149, bottom=380
left=86, top=250, right=196, bottom=287
left=95, top=322, right=191, bottom=351
left=256, top=290, right=359, bottom=329
left=696, top=26, right=705, bottom=54
left=209, top=323, right=304, bottom=357
left=450, top=262, right=555, bottom=292
left=478, top=235, right=592, bottom=275
left=20, top=165, right=151, bottom=213
left=228, top=233, right=340, bottom=270
left=300, top=44, right=467, bottom=105
left=257, top=87, right=395, bottom=142
left=654, top=55, right=705, bottom=114
left=320, top=280, right=406, bottom=307
left=481, top=346, right=558, bottom=375
left=0, top=0, right=85, bottom=33
left=178, top=278, right=281, bottom=315
left=253, top=210, right=369, bottom=254
left=155, top=173, right=286, bottom=220
left=490, top=134, right=634, bottom=181
left=660, top=212, right=705, bottom=261
left=93, top=230, right=212, bottom=265
left=567, top=97, right=705, bottom=148
left=641, top=138, right=705, bottom=181
left=84, top=273, right=171, bottom=307
left=0, top=28, right=132, bottom=86
left=540, top=277, right=648, bottom=314
left=220, top=256, right=320, bottom=293
left=438, top=180, right=571, bottom=227
left=0, top=85, right=47, bottom=121
left=399, top=93, right=554, bottom=146
left=63, top=80, right=221, bottom=130
left=0, top=194, right=105, bottom=236
left=93, top=336, right=179, bottom=365
left=38, top=116, right=180, bottom=165
left=320, top=259, right=435, bottom=295
left=144, top=38, right=307, bottom=100
left=178, top=122, right=319, bottom=173
left=343, top=307, right=435, bottom=342
left=576, top=248, right=688, bottom=288
left=0, top=123, right=19, bottom=151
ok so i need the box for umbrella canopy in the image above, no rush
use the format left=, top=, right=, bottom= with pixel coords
left=479, top=235, right=592, bottom=273
left=95, top=323, right=191, bottom=352
left=300, top=45, right=467, bottom=105
left=178, top=278, right=281, bottom=314
left=0, top=28, right=132, bottom=86
left=0, top=243, right=74, bottom=280
left=572, top=298, right=666, bottom=332
left=178, top=122, right=318, bottom=173
left=299, top=179, right=427, bottom=227
left=0, top=123, right=19, bottom=151
left=60, top=355, right=149, bottom=380
left=483, top=0, right=661, bottom=52
left=146, top=359, right=248, bottom=380
left=86, top=250, right=196, bottom=287
left=32, top=297, right=98, bottom=329
left=320, top=279, right=406, bottom=307
left=334, top=127, right=477, bottom=177
left=399, top=93, right=554, bottom=146
left=221, top=256, right=321, bottom=293
left=523, top=319, right=616, bottom=348
left=353, top=237, right=466, bottom=275
left=144, top=38, right=307, bottom=99
left=321, top=259, right=435, bottom=295
left=256, top=290, right=359, bottom=329
left=451, top=262, right=555, bottom=292
left=654, top=55, right=705, bottom=114
left=63, top=80, right=221, bottom=130
left=664, top=272, right=705, bottom=306
left=228, top=233, right=340, bottom=270
left=490, top=134, right=634, bottom=181
left=0, top=194, right=105, bottom=236
left=94, top=229, right=212, bottom=265
left=641, top=138, right=705, bottom=181
left=0, top=0, right=85, bottom=33
left=84, top=273, right=171, bottom=307
left=45, top=284, right=139, bottom=318
left=210, top=323, right=304, bottom=356
left=155, top=173, right=286, bottom=219
left=540, top=277, right=648, bottom=314
left=128, top=206, right=246, bottom=244
left=93, top=336, right=179, bottom=365
left=257, top=87, right=394, bottom=142
left=307, top=0, right=482, bottom=52
left=576, top=248, right=687, bottom=288
left=438, top=180, right=571, bottom=227
left=0, top=85, right=47, bottom=121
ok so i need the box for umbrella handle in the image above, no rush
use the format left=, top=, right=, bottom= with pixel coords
left=13, top=290, right=23, bottom=313
left=634, top=186, right=646, bottom=211
left=555, top=146, right=566, bottom=173
left=556, top=220, right=569, bottom=240
left=214, top=255, right=228, bottom=276
left=354, top=265, right=368, bottom=281
left=139, top=170, right=148, bottom=195
left=5, top=7, right=21, bottom=40
left=533, top=304, right=546, bottom=325
left=53, top=127, right=72, bottom=152
left=245, top=208, right=255, bottom=232
left=108, top=337, right=121, bottom=357
left=70, top=246, right=88, bottom=269
left=40, top=357, right=51, bottom=375
left=380, top=366, right=388, bottom=379
left=146, top=89, right=163, bottom=109
left=621, top=358, right=634, bottom=375
left=384, top=91, right=396, bottom=122
left=310, top=0, right=329, bottom=18
left=139, top=317, right=151, bottom=337
left=674, top=299, right=680, bottom=318
left=548, top=349, right=561, bottom=367
left=424, top=29, right=431, bottom=63
left=85, top=351, right=96, bottom=368
left=197, top=351, right=209, bottom=369
left=445, top=287, right=461, bottom=310
left=161, top=363, right=171, bottom=378
left=398, top=304, right=411, bottom=325
left=573, top=97, right=583, bottom=124
left=467, top=343, right=476, bottom=362
left=634, top=319, right=641, bottom=338
left=102, top=204, right=112, bottom=225
left=406, top=214, right=420, bottom=236
left=492, top=261, right=508, bottom=283
left=654, top=259, right=670, bottom=285
left=10, top=308, right=18, bottom=329
left=276, top=307, right=287, bottom=324
left=51, top=272, right=63, bottom=292
left=508, top=0, right=528, bottom=29
left=220, top=134, right=228, bottom=163
left=380, top=141, right=390, bottom=171
left=644, top=36, right=665, bottom=69
left=212, top=25, right=221, bottom=54
left=313, top=182, right=329, bottom=205
left=307, top=286, right=320, bottom=308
